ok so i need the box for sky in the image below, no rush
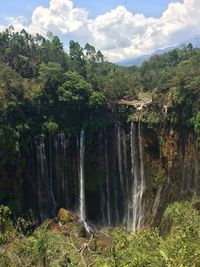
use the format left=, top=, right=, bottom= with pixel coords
left=0, top=0, right=178, bottom=21
left=0, top=0, right=199, bottom=61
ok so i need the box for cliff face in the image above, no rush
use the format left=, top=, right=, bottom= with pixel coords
left=143, top=127, right=199, bottom=226
left=0, top=122, right=199, bottom=230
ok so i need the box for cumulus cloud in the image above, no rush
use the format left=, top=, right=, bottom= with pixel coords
left=30, top=0, right=89, bottom=34
left=1, top=0, right=200, bottom=61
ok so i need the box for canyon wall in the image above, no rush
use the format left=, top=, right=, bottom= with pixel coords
left=0, top=122, right=199, bottom=230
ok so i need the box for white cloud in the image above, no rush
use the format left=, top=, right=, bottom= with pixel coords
left=30, top=0, right=89, bottom=35
left=1, top=0, right=200, bottom=61
left=4, top=16, right=30, bottom=32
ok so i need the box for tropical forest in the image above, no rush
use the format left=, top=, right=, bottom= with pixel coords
left=0, top=24, right=200, bottom=267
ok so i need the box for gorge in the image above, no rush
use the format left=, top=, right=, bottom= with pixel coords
left=1, top=29, right=200, bottom=266
left=2, top=116, right=199, bottom=232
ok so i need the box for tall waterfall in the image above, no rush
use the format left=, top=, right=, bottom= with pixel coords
left=31, top=123, right=147, bottom=231
left=24, top=120, right=199, bottom=231
left=105, top=138, right=111, bottom=226
left=130, top=121, right=146, bottom=232
left=117, top=126, right=126, bottom=200
left=138, top=119, right=146, bottom=228
left=35, top=137, right=51, bottom=221
left=48, top=135, right=56, bottom=212
left=130, top=122, right=139, bottom=231
left=79, top=130, right=86, bottom=222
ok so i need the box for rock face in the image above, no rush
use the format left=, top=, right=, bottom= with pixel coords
left=0, top=122, right=199, bottom=230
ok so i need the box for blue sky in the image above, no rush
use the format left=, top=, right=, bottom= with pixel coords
left=0, top=0, right=177, bottom=24
left=73, top=0, right=177, bottom=17
left=0, top=0, right=198, bottom=61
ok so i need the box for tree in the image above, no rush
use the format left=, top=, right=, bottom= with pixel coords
left=84, top=43, right=96, bottom=61
left=89, top=91, right=106, bottom=111
left=69, top=40, right=86, bottom=76
left=58, top=71, right=91, bottom=105
left=96, top=50, right=104, bottom=63
left=39, top=62, right=65, bottom=106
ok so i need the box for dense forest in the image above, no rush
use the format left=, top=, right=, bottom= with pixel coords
left=0, top=28, right=200, bottom=154
left=1, top=28, right=200, bottom=266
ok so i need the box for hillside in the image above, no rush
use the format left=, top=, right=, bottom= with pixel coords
left=117, top=36, right=200, bottom=66
left=0, top=29, right=200, bottom=266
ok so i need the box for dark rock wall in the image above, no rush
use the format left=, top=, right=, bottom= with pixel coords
left=0, top=123, right=199, bottom=228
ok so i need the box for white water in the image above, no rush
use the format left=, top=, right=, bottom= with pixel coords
left=105, top=138, right=111, bottom=226
left=36, top=138, right=44, bottom=220
left=79, top=130, right=86, bottom=222
left=138, top=119, right=146, bottom=229
left=130, top=122, right=139, bottom=231
left=36, top=137, right=51, bottom=220
left=117, top=126, right=126, bottom=197
left=130, top=121, right=146, bottom=232
left=48, top=135, right=56, bottom=211
left=79, top=130, right=93, bottom=233
left=122, top=128, right=129, bottom=224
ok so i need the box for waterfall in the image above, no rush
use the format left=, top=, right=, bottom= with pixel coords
left=117, top=126, right=126, bottom=198
left=129, top=121, right=146, bottom=232
left=130, top=122, right=139, bottom=231
left=36, top=137, right=51, bottom=221
left=122, top=129, right=128, bottom=185
left=138, top=119, right=146, bottom=228
left=31, top=122, right=148, bottom=229
left=79, top=130, right=86, bottom=222
left=24, top=118, right=200, bottom=230
left=48, top=135, right=56, bottom=212
left=36, top=138, right=43, bottom=220
left=60, top=132, right=68, bottom=206
left=122, top=129, right=130, bottom=226
left=105, top=138, right=111, bottom=226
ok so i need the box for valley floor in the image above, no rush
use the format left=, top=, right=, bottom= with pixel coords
left=1, top=199, right=200, bottom=266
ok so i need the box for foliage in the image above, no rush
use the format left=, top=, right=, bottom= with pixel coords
left=0, top=28, right=140, bottom=166
left=96, top=199, right=200, bottom=266
left=42, top=120, right=59, bottom=134
left=58, top=71, right=92, bottom=104
left=160, top=200, right=200, bottom=266
left=191, top=112, right=200, bottom=134
left=0, top=205, right=16, bottom=245
left=1, top=200, right=200, bottom=266
left=96, top=228, right=163, bottom=267
left=0, top=28, right=199, bottom=149
left=89, top=91, right=106, bottom=110
left=146, top=112, right=161, bottom=128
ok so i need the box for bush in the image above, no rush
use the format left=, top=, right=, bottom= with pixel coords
left=0, top=205, right=16, bottom=245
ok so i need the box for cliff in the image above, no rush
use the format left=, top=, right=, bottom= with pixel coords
left=0, top=116, right=199, bottom=230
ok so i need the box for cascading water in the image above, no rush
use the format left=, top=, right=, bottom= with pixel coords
left=129, top=121, right=146, bottom=232
left=22, top=118, right=200, bottom=232
left=78, top=130, right=93, bottom=233
left=30, top=122, right=148, bottom=231
left=79, top=130, right=86, bottom=222
left=35, top=137, right=51, bottom=221
left=48, top=135, right=56, bottom=212
left=105, top=137, right=111, bottom=226
left=117, top=126, right=126, bottom=200
left=138, top=119, right=146, bottom=229
left=130, top=122, right=139, bottom=231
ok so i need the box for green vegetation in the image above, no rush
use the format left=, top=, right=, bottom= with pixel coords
left=0, top=30, right=200, bottom=168
left=1, top=200, right=200, bottom=266
left=0, top=28, right=138, bottom=166
left=1, top=29, right=200, bottom=266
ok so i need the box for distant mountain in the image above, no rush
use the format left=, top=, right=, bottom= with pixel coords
left=117, top=55, right=149, bottom=67
left=117, top=36, right=200, bottom=67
